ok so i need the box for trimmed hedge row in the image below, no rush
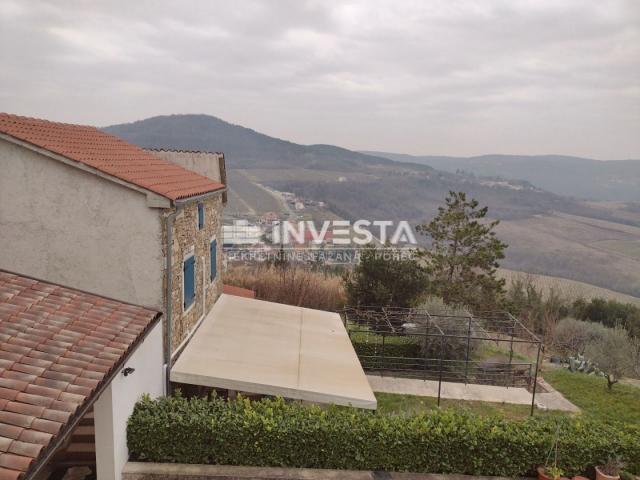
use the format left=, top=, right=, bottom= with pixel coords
left=127, top=395, right=640, bottom=477
left=352, top=339, right=422, bottom=359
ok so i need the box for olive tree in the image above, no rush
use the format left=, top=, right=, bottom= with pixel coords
left=585, top=326, right=635, bottom=390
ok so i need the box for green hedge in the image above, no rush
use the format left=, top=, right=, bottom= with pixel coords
left=352, top=340, right=422, bottom=359
left=128, top=395, right=640, bottom=477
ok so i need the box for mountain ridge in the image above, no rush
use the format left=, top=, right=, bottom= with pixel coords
left=362, top=151, right=640, bottom=201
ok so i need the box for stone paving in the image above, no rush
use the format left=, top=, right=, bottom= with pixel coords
left=367, top=375, right=533, bottom=404
left=367, top=375, right=580, bottom=412
left=123, top=462, right=524, bottom=480
left=534, top=378, right=580, bottom=413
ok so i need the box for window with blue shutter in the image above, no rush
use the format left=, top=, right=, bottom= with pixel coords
left=183, top=256, right=196, bottom=309
left=197, top=203, right=204, bottom=230
left=210, top=239, right=217, bottom=281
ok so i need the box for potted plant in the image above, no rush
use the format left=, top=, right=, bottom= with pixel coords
left=538, top=465, right=564, bottom=480
left=596, top=457, right=625, bottom=480
left=539, top=424, right=567, bottom=480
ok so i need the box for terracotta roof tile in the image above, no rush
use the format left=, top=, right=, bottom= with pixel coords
left=222, top=285, right=256, bottom=299
left=16, top=431, right=50, bottom=447
left=7, top=442, right=42, bottom=459
left=0, top=271, right=160, bottom=479
left=0, top=425, right=22, bottom=441
left=0, top=468, right=21, bottom=480
left=0, top=113, right=225, bottom=201
left=0, top=439, right=10, bottom=453
left=0, top=454, right=32, bottom=472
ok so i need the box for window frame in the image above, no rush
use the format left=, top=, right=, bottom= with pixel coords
left=197, top=203, right=205, bottom=230
left=182, top=252, right=196, bottom=313
left=209, top=236, right=217, bottom=283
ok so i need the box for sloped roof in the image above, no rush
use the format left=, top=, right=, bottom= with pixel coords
left=0, top=271, right=161, bottom=480
left=171, top=294, right=377, bottom=410
left=0, top=113, right=225, bottom=201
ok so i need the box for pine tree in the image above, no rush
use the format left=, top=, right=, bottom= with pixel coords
left=417, top=191, right=507, bottom=311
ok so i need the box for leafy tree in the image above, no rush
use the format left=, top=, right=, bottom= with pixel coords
left=585, top=325, right=635, bottom=390
left=343, top=245, right=429, bottom=308
left=572, top=297, right=640, bottom=338
left=417, top=191, right=507, bottom=311
left=552, top=317, right=608, bottom=358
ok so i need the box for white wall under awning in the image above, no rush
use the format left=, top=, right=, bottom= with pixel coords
left=94, top=320, right=164, bottom=480
left=170, top=294, right=377, bottom=409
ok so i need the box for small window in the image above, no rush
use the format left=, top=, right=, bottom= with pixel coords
left=183, top=255, right=196, bottom=310
left=197, top=203, right=205, bottom=230
left=210, top=239, right=217, bottom=281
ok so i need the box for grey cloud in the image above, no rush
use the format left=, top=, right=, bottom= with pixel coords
left=0, top=0, right=638, bottom=158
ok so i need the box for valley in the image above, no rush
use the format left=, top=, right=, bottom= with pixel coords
left=104, top=114, right=640, bottom=299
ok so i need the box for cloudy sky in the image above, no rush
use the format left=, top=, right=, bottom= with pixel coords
left=1, top=0, right=638, bottom=159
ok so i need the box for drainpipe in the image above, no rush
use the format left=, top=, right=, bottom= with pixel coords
left=164, top=206, right=182, bottom=395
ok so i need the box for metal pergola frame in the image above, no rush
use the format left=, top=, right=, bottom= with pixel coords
left=340, top=306, right=543, bottom=415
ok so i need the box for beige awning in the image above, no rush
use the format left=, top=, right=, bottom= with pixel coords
left=170, top=294, right=377, bottom=409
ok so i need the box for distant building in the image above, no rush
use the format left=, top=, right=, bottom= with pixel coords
left=222, top=220, right=263, bottom=247
left=260, top=211, right=280, bottom=224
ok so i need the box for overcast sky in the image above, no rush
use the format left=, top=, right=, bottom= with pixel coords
left=1, top=0, right=638, bottom=159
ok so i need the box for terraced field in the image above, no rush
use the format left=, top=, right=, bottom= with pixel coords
left=498, top=269, right=640, bottom=305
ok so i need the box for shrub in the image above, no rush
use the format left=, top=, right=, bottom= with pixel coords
left=551, top=318, right=608, bottom=358
left=351, top=336, right=422, bottom=359
left=224, top=264, right=345, bottom=311
left=343, top=245, right=429, bottom=308
left=128, top=395, right=640, bottom=477
left=573, top=298, right=640, bottom=338
left=504, top=275, right=568, bottom=341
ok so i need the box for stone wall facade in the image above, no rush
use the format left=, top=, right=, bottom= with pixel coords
left=162, top=194, right=224, bottom=352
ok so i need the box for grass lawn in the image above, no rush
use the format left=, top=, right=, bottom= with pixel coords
left=472, top=343, right=531, bottom=362
left=375, top=392, right=566, bottom=420
left=543, top=367, right=640, bottom=424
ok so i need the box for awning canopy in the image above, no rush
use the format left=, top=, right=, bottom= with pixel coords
left=170, top=294, right=377, bottom=409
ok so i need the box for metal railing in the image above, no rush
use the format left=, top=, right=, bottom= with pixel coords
left=341, top=306, right=543, bottom=415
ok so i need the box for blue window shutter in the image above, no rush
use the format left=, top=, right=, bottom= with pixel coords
left=183, top=256, right=195, bottom=309
left=198, top=203, right=204, bottom=230
left=210, top=240, right=217, bottom=281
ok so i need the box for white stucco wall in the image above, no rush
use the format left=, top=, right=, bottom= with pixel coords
left=94, top=320, right=164, bottom=480
left=0, top=138, right=164, bottom=309
left=147, top=150, right=223, bottom=183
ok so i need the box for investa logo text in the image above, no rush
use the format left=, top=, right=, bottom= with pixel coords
left=272, top=220, right=417, bottom=245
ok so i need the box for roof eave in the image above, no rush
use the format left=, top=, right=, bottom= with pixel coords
left=0, top=131, right=169, bottom=200
left=174, top=186, right=228, bottom=206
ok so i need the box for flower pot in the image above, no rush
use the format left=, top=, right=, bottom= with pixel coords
left=596, top=466, right=621, bottom=480
left=538, top=467, right=555, bottom=480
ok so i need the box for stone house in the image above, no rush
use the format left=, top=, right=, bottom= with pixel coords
left=0, top=113, right=227, bottom=373
left=0, top=113, right=378, bottom=480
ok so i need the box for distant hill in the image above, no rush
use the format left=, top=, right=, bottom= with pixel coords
left=104, top=114, right=640, bottom=297
left=363, top=152, right=640, bottom=202
left=103, top=114, right=639, bottom=225
left=104, top=114, right=599, bottom=221
left=104, top=114, right=409, bottom=172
